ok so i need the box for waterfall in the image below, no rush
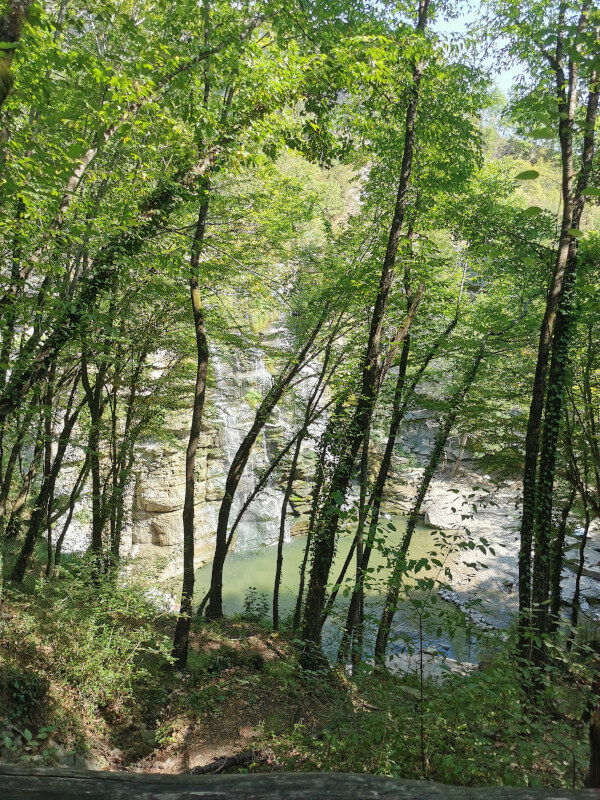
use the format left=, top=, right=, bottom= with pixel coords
left=211, top=342, right=288, bottom=552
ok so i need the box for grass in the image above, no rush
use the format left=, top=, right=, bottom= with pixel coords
left=0, top=541, right=595, bottom=785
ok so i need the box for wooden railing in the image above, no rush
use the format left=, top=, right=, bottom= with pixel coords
left=1, top=765, right=599, bottom=799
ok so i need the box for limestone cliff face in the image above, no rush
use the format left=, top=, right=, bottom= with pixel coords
left=127, top=422, right=223, bottom=576
left=58, top=337, right=472, bottom=578
left=122, top=338, right=306, bottom=577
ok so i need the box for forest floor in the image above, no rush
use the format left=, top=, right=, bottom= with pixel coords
left=0, top=563, right=358, bottom=775
left=0, top=541, right=596, bottom=787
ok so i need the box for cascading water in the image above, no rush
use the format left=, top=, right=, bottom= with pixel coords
left=209, top=323, right=325, bottom=553
left=210, top=339, right=288, bottom=552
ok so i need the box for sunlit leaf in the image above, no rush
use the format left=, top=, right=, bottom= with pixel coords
left=515, top=170, right=540, bottom=180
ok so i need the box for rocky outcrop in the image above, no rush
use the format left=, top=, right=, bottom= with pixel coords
left=127, top=428, right=222, bottom=577
left=119, top=339, right=320, bottom=577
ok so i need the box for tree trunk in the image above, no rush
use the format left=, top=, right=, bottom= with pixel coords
left=205, top=309, right=327, bottom=621
left=172, top=189, right=210, bottom=668
left=518, top=26, right=598, bottom=643
left=54, top=455, right=90, bottom=573
left=0, top=0, right=32, bottom=111
left=568, top=506, right=591, bottom=646
left=337, top=309, right=459, bottom=663
left=273, top=347, right=332, bottom=630
left=299, top=0, right=430, bottom=669
left=374, top=335, right=487, bottom=668
left=10, top=380, right=83, bottom=583
left=528, top=69, right=599, bottom=650
left=292, top=411, right=333, bottom=633
left=548, top=485, right=576, bottom=630
left=300, top=296, right=421, bottom=668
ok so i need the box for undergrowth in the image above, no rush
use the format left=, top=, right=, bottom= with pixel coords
left=0, top=549, right=595, bottom=785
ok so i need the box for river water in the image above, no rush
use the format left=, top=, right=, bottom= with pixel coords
left=193, top=515, right=483, bottom=666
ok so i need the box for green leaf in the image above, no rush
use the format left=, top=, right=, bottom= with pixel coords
left=581, top=187, right=600, bottom=197
left=0, top=41, right=19, bottom=50
left=568, top=228, right=583, bottom=239
left=530, top=127, right=554, bottom=139
left=522, top=205, right=543, bottom=217
left=515, top=170, right=540, bottom=180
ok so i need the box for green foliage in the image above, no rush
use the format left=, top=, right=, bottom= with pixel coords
left=241, top=587, right=270, bottom=624
left=1, top=724, right=57, bottom=764
left=273, top=640, right=592, bottom=787
left=0, top=665, right=49, bottom=722
left=29, top=560, right=174, bottom=709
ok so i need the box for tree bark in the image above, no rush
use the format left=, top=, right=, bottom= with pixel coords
left=548, top=484, right=576, bottom=629
left=568, top=506, right=591, bottom=642
left=53, top=455, right=90, bottom=573
left=518, top=9, right=598, bottom=645
left=374, top=335, right=488, bottom=668
left=0, top=0, right=32, bottom=111
left=10, top=378, right=83, bottom=583
left=172, top=187, right=210, bottom=668
left=292, top=407, right=335, bottom=633
left=273, top=347, right=332, bottom=630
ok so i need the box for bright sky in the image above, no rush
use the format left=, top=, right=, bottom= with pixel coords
left=432, top=5, right=523, bottom=97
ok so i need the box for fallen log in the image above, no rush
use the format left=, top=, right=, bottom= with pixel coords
left=0, top=764, right=599, bottom=800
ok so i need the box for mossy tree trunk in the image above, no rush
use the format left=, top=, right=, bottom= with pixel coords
left=172, top=183, right=210, bottom=668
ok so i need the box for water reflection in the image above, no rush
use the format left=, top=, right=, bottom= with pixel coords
left=193, top=516, right=483, bottom=665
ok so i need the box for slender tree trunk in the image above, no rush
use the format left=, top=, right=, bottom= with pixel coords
left=337, top=351, right=408, bottom=665
left=337, top=312, right=459, bottom=663
left=531, top=273, right=576, bottom=639
left=548, top=485, right=576, bottom=629
left=10, top=383, right=83, bottom=583
left=0, top=398, right=38, bottom=519
left=518, top=25, right=598, bottom=644
left=300, top=296, right=421, bottom=667
left=81, top=354, right=108, bottom=557
left=273, top=348, right=332, bottom=630
left=292, top=415, right=331, bottom=633
left=299, top=0, right=429, bottom=669
left=567, top=505, right=591, bottom=649
left=0, top=0, right=32, bottom=111
left=273, top=438, right=302, bottom=631
left=529, top=72, right=599, bottom=650
left=172, top=191, right=210, bottom=668
left=54, top=455, right=90, bottom=573
left=196, top=392, right=335, bottom=617
left=374, top=335, right=487, bottom=668
left=205, top=310, right=328, bottom=621
left=322, top=426, right=373, bottom=635
left=1, top=411, right=45, bottom=540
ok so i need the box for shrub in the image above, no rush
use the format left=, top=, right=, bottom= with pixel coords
left=0, top=665, right=49, bottom=722
left=32, top=559, right=174, bottom=711
left=241, top=587, right=269, bottom=623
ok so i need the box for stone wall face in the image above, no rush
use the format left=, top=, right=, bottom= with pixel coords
left=119, top=337, right=309, bottom=577
left=126, top=422, right=223, bottom=578
left=57, top=338, right=472, bottom=580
